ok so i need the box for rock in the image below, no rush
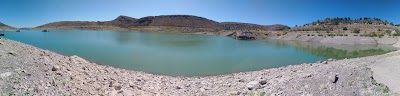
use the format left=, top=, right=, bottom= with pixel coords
left=0, top=72, right=12, bottom=79
left=322, top=61, right=328, bottom=64
left=330, top=73, right=339, bottom=83
left=51, top=65, right=60, bottom=71
left=109, top=81, right=114, bottom=87
left=175, top=86, right=182, bottom=89
left=122, top=89, right=134, bottom=95
left=7, top=52, right=16, bottom=56
left=108, top=90, right=118, bottom=96
left=328, top=59, right=334, bottom=61
left=114, top=86, right=122, bottom=90
left=246, top=81, right=260, bottom=90
left=228, top=91, right=241, bottom=95
left=259, top=80, right=267, bottom=85
left=238, top=79, right=245, bottom=82
left=305, top=74, right=312, bottom=78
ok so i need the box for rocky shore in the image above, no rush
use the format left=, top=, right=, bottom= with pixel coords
left=0, top=38, right=399, bottom=95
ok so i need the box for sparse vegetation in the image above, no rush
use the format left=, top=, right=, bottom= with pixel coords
left=353, top=28, right=360, bottom=33
left=369, top=32, right=378, bottom=37
left=385, top=30, right=391, bottom=35
left=343, top=27, right=348, bottom=30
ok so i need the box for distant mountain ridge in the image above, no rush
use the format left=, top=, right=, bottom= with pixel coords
left=36, top=15, right=289, bottom=32
left=0, top=22, right=17, bottom=30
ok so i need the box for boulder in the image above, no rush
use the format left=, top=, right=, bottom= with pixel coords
left=0, top=72, right=12, bottom=79
left=259, top=80, right=267, bottom=85
left=330, top=73, right=339, bottom=83
left=246, top=81, right=260, bottom=90
left=52, top=65, right=61, bottom=71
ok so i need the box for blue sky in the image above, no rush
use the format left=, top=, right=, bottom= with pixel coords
left=0, top=0, right=399, bottom=28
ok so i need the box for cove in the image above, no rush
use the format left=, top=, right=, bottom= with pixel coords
left=0, top=30, right=397, bottom=76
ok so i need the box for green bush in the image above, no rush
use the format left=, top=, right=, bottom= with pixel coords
left=353, top=28, right=361, bottom=33
left=385, top=30, right=391, bottom=35
left=369, top=32, right=378, bottom=37
left=343, top=27, right=348, bottom=30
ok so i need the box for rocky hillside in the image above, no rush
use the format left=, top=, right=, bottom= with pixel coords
left=35, top=15, right=289, bottom=32
left=291, top=17, right=400, bottom=34
left=0, top=22, right=17, bottom=31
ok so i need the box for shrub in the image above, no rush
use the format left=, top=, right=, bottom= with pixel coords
left=378, top=34, right=384, bottom=38
left=385, top=30, right=391, bottom=35
left=369, top=32, right=378, bottom=37
left=353, top=28, right=360, bottom=33
left=343, top=27, right=348, bottom=30
left=378, top=29, right=382, bottom=31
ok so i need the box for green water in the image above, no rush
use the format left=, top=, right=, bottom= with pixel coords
left=0, top=30, right=397, bottom=76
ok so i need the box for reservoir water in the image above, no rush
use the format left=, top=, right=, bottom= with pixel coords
left=0, top=30, right=397, bottom=76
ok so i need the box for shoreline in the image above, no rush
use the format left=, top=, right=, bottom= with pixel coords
left=1, top=38, right=399, bottom=95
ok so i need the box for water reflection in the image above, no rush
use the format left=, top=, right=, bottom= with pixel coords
left=270, top=40, right=397, bottom=59
left=0, top=30, right=397, bottom=76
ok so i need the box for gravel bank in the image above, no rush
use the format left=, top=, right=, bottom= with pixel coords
left=0, top=38, right=398, bottom=95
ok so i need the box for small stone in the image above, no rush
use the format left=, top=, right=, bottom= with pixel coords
left=122, top=89, right=134, bottom=95
left=109, top=81, right=114, bottom=87
left=114, top=86, right=122, bottom=90
left=7, top=52, right=16, bottom=56
left=238, top=79, right=245, bottom=82
left=175, top=86, right=182, bottom=89
left=0, top=72, right=12, bottom=79
left=228, top=91, right=241, bottom=95
left=52, top=65, right=60, bottom=71
left=328, top=59, right=334, bottom=61
left=330, top=73, right=339, bottom=83
left=305, top=74, right=312, bottom=78
left=259, top=80, right=267, bottom=85
left=322, top=61, right=328, bottom=64
left=246, top=81, right=260, bottom=90
left=200, top=88, right=206, bottom=92
left=109, top=90, right=118, bottom=96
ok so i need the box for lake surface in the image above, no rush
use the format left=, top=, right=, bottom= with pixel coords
left=0, top=30, right=397, bottom=76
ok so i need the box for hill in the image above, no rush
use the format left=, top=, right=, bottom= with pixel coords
left=290, top=17, right=400, bottom=34
left=35, top=15, right=289, bottom=32
left=0, top=22, right=17, bottom=31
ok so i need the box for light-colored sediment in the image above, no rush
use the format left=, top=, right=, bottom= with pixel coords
left=0, top=38, right=399, bottom=95
left=369, top=54, right=400, bottom=94
left=274, top=32, right=400, bottom=45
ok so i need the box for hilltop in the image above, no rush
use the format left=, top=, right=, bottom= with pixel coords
left=290, top=17, right=400, bottom=34
left=0, top=22, right=17, bottom=31
left=35, top=15, right=289, bottom=32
